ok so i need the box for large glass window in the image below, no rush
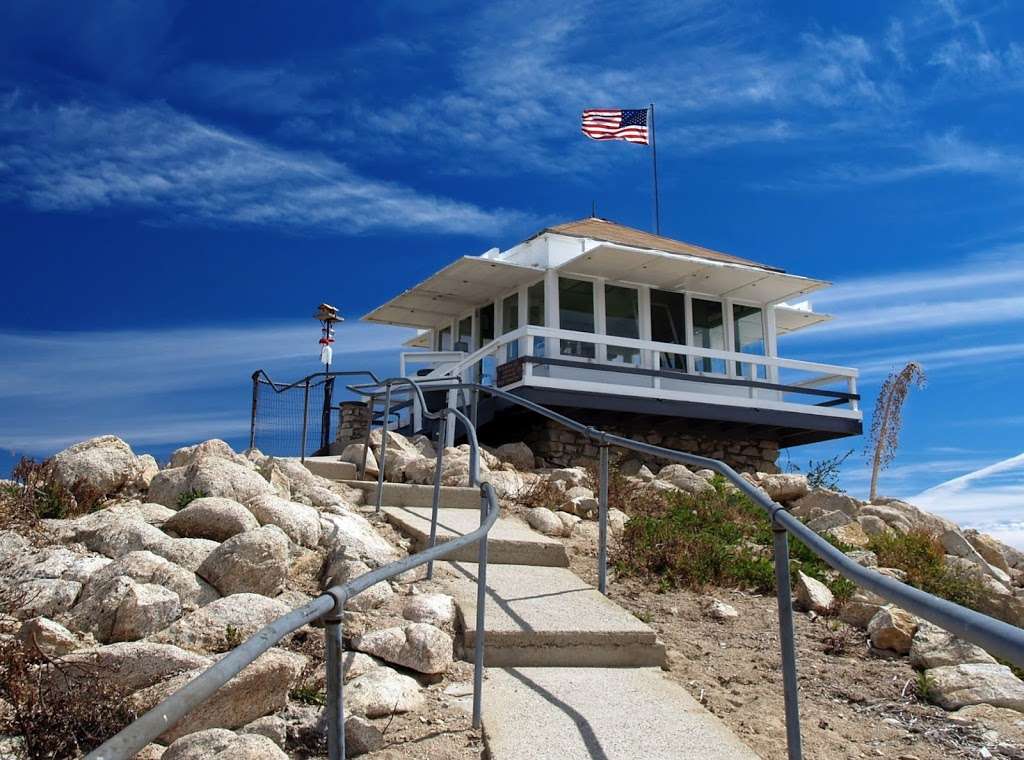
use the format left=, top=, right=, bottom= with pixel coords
left=605, top=284, right=640, bottom=364
left=692, top=298, right=725, bottom=373
left=558, top=277, right=595, bottom=358
left=650, top=289, right=687, bottom=371
left=455, top=316, right=473, bottom=352
left=478, top=303, right=494, bottom=342
left=436, top=325, right=452, bottom=351
left=733, top=304, right=765, bottom=378
left=527, top=281, right=545, bottom=356
left=502, top=293, right=520, bottom=360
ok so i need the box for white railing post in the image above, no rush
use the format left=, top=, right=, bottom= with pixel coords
left=849, top=376, right=859, bottom=412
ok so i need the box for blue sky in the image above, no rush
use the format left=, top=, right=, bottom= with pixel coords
left=1, top=1, right=1023, bottom=540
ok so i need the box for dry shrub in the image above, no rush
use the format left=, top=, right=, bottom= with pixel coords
left=0, top=638, right=137, bottom=759
left=513, top=476, right=574, bottom=511
left=869, top=529, right=982, bottom=610
left=1, top=458, right=104, bottom=538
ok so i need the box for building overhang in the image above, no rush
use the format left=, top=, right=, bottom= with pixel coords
left=557, top=242, right=829, bottom=304
left=362, top=257, right=546, bottom=329
left=775, top=303, right=832, bottom=334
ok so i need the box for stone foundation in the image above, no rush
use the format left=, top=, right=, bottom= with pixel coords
left=335, top=401, right=370, bottom=447
left=518, top=418, right=779, bottom=475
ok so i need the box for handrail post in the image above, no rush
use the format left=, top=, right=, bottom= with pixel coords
left=359, top=395, right=374, bottom=480
left=249, top=371, right=259, bottom=451
left=466, top=406, right=479, bottom=487
left=325, top=615, right=345, bottom=760
left=598, top=443, right=609, bottom=595
left=426, top=416, right=447, bottom=580
left=375, top=383, right=392, bottom=513
left=300, top=378, right=310, bottom=463
left=772, top=522, right=803, bottom=760
left=472, top=489, right=489, bottom=728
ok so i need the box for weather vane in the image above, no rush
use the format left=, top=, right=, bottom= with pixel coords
left=313, top=303, right=343, bottom=372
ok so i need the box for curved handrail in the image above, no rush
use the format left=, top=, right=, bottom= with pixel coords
left=251, top=369, right=382, bottom=394
left=86, top=482, right=500, bottom=760
left=350, top=378, right=1024, bottom=668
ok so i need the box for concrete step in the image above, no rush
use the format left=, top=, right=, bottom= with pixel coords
left=445, top=562, right=665, bottom=668
left=341, top=480, right=481, bottom=509
left=382, top=508, right=569, bottom=568
left=481, top=667, right=759, bottom=759
left=300, top=457, right=357, bottom=481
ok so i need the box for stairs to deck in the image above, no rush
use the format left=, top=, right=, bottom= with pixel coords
left=368, top=481, right=760, bottom=759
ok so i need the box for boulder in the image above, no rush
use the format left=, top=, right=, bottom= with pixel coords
left=12, top=578, right=81, bottom=620
left=805, top=510, right=852, bottom=534
left=858, top=504, right=914, bottom=534
left=757, top=473, right=810, bottom=502
left=16, top=616, right=81, bottom=656
left=149, top=593, right=290, bottom=654
left=106, top=501, right=177, bottom=526
left=322, top=558, right=393, bottom=611
left=320, top=511, right=399, bottom=568
left=607, top=508, right=629, bottom=536
left=791, top=489, right=861, bottom=519
left=557, top=510, right=582, bottom=536
left=941, top=530, right=1012, bottom=585
left=198, top=526, right=289, bottom=597
left=871, top=498, right=958, bottom=535
left=560, top=496, right=599, bottom=518
left=827, top=521, right=871, bottom=549
left=657, top=464, right=716, bottom=497
left=369, top=429, right=421, bottom=459
left=263, top=457, right=358, bottom=509
left=486, top=470, right=532, bottom=499
left=150, top=456, right=273, bottom=508
left=383, top=449, right=425, bottom=483
left=132, top=648, right=306, bottom=743
left=402, top=593, right=457, bottom=629
left=45, top=509, right=170, bottom=559
left=549, top=467, right=590, bottom=489
left=68, top=575, right=181, bottom=643
left=353, top=623, right=453, bottom=674
left=52, top=435, right=142, bottom=495
left=345, top=715, right=385, bottom=756
left=242, top=715, right=287, bottom=748
left=964, top=529, right=1012, bottom=576
left=857, top=515, right=889, bottom=537
left=794, top=571, right=834, bottom=613
left=925, top=663, right=1024, bottom=712
left=246, top=494, right=321, bottom=548
left=527, top=507, right=569, bottom=537
left=44, top=642, right=211, bottom=692
left=494, top=442, right=535, bottom=471
left=164, top=497, right=259, bottom=541
left=705, top=599, right=739, bottom=621
left=839, top=588, right=886, bottom=629
left=409, top=434, right=437, bottom=459
left=910, top=621, right=997, bottom=669
left=344, top=666, right=425, bottom=718
left=868, top=606, right=918, bottom=654
left=159, top=537, right=220, bottom=572
left=340, top=443, right=378, bottom=477
left=171, top=439, right=250, bottom=468
left=85, top=550, right=217, bottom=611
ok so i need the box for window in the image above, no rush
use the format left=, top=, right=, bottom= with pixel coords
left=437, top=325, right=452, bottom=352
left=650, top=289, right=687, bottom=371
left=558, top=277, right=595, bottom=358
left=605, top=284, right=640, bottom=364
left=502, top=293, right=520, bottom=360
left=456, top=316, right=473, bottom=352
left=692, top=298, right=725, bottom=373
left=527, top=281, right=545, bottom=356
left=478, top=303, right=495, bottom=342
left=733, top=304, right=765, bottom=378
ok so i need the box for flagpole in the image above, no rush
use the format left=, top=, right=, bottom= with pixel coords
left=649, top=102, right=661, bottom=235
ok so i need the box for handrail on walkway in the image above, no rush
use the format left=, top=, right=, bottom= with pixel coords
left=347, top=376, right=1024, bottom=760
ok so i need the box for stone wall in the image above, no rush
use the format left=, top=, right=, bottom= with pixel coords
left=335, top=401, right=370, bottom=447
left=518, top=417, right=780, bottom=475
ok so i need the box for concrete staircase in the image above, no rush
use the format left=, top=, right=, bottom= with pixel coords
left=311, top=462, right=758, bottom=758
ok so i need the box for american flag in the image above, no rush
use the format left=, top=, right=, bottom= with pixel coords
left=581, top=108, right=649, bottom=144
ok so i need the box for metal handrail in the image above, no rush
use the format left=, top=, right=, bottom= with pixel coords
left=346, top=378, right=1024, bottom=760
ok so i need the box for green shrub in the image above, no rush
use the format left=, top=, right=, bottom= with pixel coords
left=868, top=530, right=982, bottom=610
left=614, top=486, right=853, bottom=601
left=176, top=489, right=208, bottom=509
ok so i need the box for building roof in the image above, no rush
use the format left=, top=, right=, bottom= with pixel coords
left=533, top=217, right=782, bottom=273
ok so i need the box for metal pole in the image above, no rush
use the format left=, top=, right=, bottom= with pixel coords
left=598, top=444, right=609, bottom=595
left=325, top=616, right=345, bottom=760
left=300, top=379, right=310, bottom=463
left=773, top=524, right=803, bottom=760
left=649, top=102, right=661, bottom=235
left=375, top=383, right=392, bottom=514
left=472, top=491, right=488, bottom=728
left=249, top=372, right=259, bottom=451
left=359, top=396, right=374, bottom=480
left=426, top=417, right=447, bottom=581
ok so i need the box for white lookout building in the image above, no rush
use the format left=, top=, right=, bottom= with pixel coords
left=361, top=217, right=860, bottom=473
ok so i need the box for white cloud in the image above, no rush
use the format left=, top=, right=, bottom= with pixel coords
left=0, top=92, right=533, bottom=236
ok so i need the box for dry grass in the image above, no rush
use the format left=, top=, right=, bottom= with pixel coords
left=1, top=458, right=104, bottom=541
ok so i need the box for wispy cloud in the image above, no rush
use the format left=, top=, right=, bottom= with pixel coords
left=0, top=91, right=533, bottom=236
